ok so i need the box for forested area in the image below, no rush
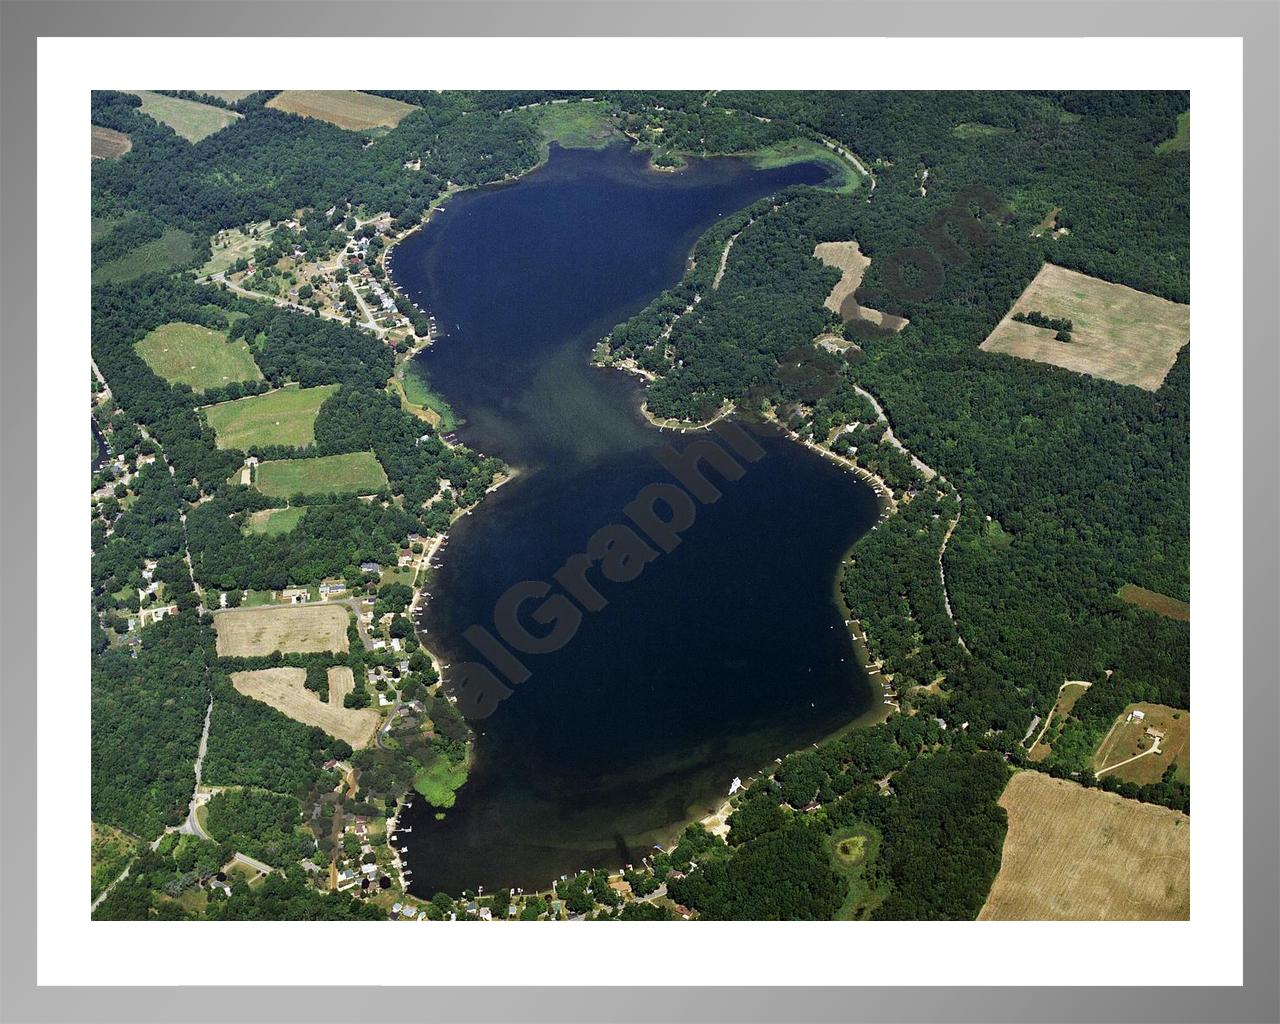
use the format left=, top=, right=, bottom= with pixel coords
left=200, top=674, right=351, bottom=796
left=603, top=90, right=1190, bottom=748
left=92, top=90, right=544, bottom=238
left=91, top=613, right=211, bottom=837
left=202, top=788, right=311, bottom=867
left=93, top=834, right=380, bottom=921
left=663, top=718, right=1007, bottom=920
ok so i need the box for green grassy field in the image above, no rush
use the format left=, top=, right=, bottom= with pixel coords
left=748, top=138, right=861, bottom=193
left=535, top=100, right=620, bottom=150
left=243, top=506, right=309, bottom=536
left=203, top=383, right=338, bottom=450
left=1156, top=111, right=1190, bottom=154
left=401, top=364, right=458, bottom=431
left=134, top=321, right=262, bottom=393
left=129, top=91, right=242, bottom=142
left=91, top=227, right=198, bottom=286
left=254, top=451, right=388, bottom=498
left=953, top=121, right=1010, bottom=139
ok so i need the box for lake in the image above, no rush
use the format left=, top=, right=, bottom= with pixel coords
left=389, top=144, right=880, bottom=895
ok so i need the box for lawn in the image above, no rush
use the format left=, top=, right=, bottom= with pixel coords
left=91, top=227, right=197, bottom=286
left=1092, top=703, right=1190, bottom=785
left=202, top=383, right=338, bottom=450
left=1156, top=111, right=1190, bottom=154
left=134, top=321, right=262, bottom=393
left=1118, top=584, right=1190, bottom=622
left=536, top=100, right=620, bottom=150
left=254, top=451, right=388, bottom=498
left=266, top=90, right=418, bottom=133
left=979, top=772, right=1189, bottom=920
left=242, top=505, right=308, bottom=536
left=980, top=263, right=1190, bottom=390
left=128, top=91, right=242, bottom=142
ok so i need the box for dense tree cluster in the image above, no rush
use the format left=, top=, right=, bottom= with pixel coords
left=664, top=717, right=1011, bottom=920
left=200, top=676, right=352, bottom=796
left=91, top=613, right=212, bottom=837
left=186, top=489, right=418, bottom=590
left=202, top=788, right=311, bottom=867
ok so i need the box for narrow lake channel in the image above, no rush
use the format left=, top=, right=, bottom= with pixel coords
left=390, top=144, right=881, bottom=895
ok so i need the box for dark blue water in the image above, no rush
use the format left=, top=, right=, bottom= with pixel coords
left=390, top=145, right=880, bottom=895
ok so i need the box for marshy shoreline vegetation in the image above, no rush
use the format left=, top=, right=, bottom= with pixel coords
left=91, top=88, right=1188, bottom=922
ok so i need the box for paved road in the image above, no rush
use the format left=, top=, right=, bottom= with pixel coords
left=179, top=698, right=214, bottom=841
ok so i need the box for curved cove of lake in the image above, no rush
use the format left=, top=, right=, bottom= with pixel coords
left=389, top=144, right=880, bottom=895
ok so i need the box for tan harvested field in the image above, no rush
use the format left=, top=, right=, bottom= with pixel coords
left=214, top=604, right=349, bottom=657
left=980, top=264, right=1190, bottom=390
left=1118, top=584, right=1190, bottom=622
left=91, top=125, right=132, bottom=160
left=1093, top=703, right=1190, bottom=785
left=326, top=665, right=356, bottom=705
left=979, top=772, right=1189, bottom=920
left=813, top=241, right=908, bottom=332
left=266, top=90, right=418, bottom=132
left=230, top=668, right=380, bottom=749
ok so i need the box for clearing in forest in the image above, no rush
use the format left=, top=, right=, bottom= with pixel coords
left=230, top=667, right=380, bottom=749
left=202, top=383, right=338, bottom=450
left=128, top=91, right=242, bottom=142
left=214, top=604, right=350, bottom=657
left=1118, top=583, right=1190, bottom=622
left=134, top=321, right=262, bottom=393
left=979, top=772, right=1189, bottom=920
left=1027, top=681, right=1092, bottom=762
left=242, top=506, right=308, bottom=536
left=1092, top=703, right=1190, bottom=785
left=812, top=241, right=909, bottom=333
left=253, top=450, right=388, bottom=498
left=1156, top=111, right=1190, bottom=154
left=199, top=221, right=276, bottom=278
left=91, top=125, right=132, bottom=160
left=980, top=264, right=1189, bottom=390
left=266, top=90, right=418, bottom=132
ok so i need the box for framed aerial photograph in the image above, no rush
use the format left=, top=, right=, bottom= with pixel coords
left=4, top=3, right=1276, bottom=1023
